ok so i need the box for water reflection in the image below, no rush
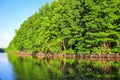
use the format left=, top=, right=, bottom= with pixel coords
left=8, top=54, right=120, bottom=80
left=0, top=53, right=16, bottom=80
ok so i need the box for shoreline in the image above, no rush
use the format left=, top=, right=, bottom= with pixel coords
left=9, top=52, right=120, bottom=61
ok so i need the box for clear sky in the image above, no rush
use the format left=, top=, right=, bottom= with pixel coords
left=0, top=0, right=53, bottom=48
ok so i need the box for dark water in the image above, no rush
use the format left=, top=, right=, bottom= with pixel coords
left=0, top=53, right=120, bottom=80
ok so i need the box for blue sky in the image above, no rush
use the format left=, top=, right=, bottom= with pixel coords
left=0, top=0, right=53, bottom=48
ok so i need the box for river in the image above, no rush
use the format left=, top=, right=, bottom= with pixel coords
left=0, top=53, right=16, bottom=80
left=0, top=52, right=120, bottom=80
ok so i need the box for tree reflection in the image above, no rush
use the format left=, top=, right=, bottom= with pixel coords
left=8, top=54, right=120, bottom=80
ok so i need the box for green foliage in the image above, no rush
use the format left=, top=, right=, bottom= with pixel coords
left=7, top=0, right=120, bottom=54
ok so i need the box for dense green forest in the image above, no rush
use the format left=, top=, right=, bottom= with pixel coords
left=7, top=0, right=120, bottom=54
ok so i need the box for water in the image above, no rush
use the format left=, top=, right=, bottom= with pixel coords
left=0, top=53, right=120, bottom=80
left=0, top=53, right=16, bottom=80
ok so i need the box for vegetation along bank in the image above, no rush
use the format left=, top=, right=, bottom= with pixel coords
left=6, top=0, right=120, bottom=55
left=0, top=48, right=5, bottom=52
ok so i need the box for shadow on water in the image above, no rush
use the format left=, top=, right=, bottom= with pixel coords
left=7, top=53, right=120, bottom=80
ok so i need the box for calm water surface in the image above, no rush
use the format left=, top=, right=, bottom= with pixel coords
left=0, top=53, right=120, bottom=80
left=0, top=53, right=16, bottom=80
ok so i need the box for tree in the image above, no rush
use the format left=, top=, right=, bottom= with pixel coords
left=7, top=0, right=120, bottom=54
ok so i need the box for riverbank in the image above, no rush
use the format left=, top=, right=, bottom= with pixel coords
left=9, top=52, right=120, bottom=61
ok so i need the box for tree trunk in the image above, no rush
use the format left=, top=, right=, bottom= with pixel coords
left=102, top=42, right=109, bottom=53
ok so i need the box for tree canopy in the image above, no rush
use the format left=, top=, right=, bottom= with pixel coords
left=7, top=0, right=120, bottom=54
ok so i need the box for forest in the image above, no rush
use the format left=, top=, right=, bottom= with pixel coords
left=7, top=0, right=120, bottom=54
